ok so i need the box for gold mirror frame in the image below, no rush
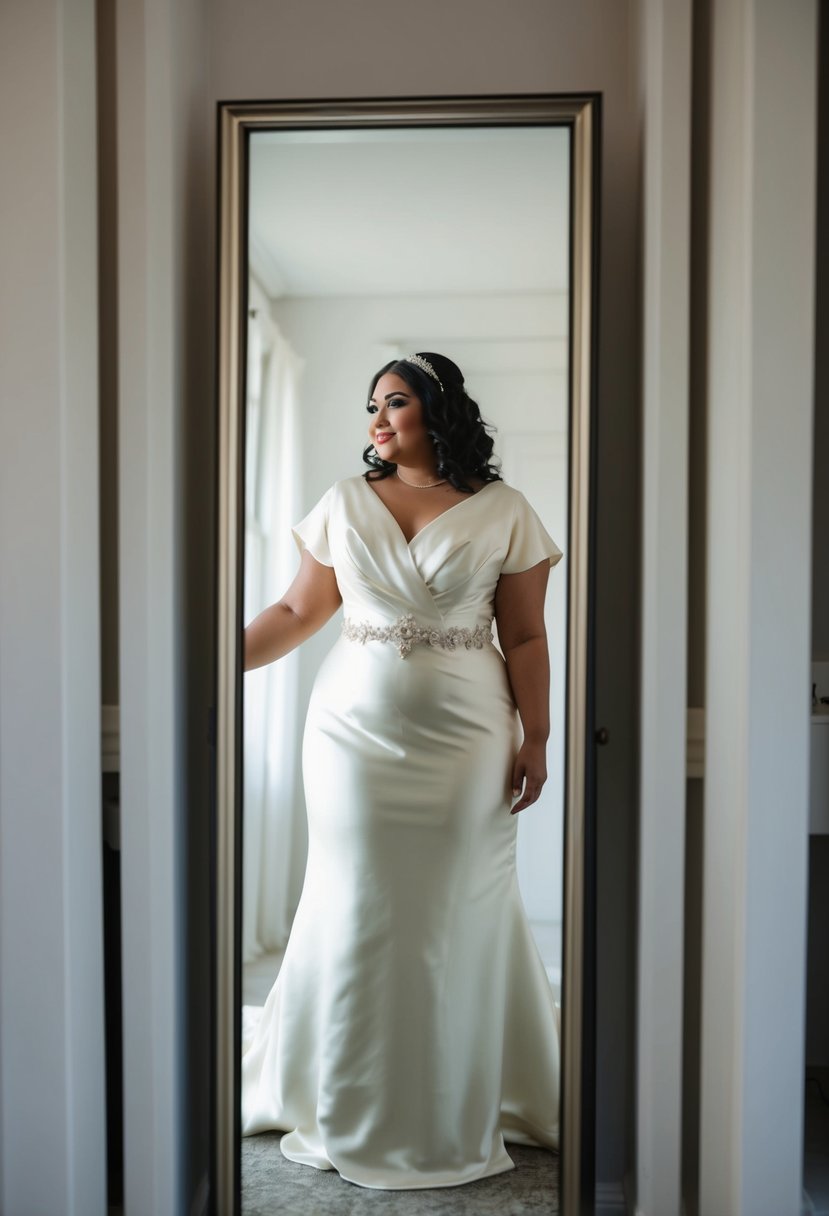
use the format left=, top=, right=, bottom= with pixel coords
left=214, top=93, right=599, bottom=1216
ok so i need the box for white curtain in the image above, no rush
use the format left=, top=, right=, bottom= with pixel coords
left=242, top=304, right=305, bottom=964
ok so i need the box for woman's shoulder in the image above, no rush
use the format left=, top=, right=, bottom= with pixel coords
left=332, top=473, right=368, bottom=496
left=479, top=480, right=544, bottom=523
left=322, top=474, right=372, bottom=510
left=316, top=474, right=362, bottom=495
left=479, top=476, right=521, bottom=502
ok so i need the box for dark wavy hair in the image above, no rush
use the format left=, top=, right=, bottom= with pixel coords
left=361, top=352, right=502, bottom=494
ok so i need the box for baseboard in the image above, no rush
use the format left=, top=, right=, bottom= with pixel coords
left=189, top=1172, right=210, bottom=1216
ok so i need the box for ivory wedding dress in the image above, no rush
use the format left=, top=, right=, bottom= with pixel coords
left=241, top=473, right=564, bottom=1190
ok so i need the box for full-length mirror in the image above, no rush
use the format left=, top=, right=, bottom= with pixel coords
left=215, top=97, right=599, bottom=1216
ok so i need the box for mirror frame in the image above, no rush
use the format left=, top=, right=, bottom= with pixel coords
left=213, top=93, right=600, bottom=1216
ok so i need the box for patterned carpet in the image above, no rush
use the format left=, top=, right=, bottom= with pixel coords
left=242, top=1137, right=559, bottom=1215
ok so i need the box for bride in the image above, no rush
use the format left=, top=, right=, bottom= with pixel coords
left=241, top=351, right=563, bottom=1190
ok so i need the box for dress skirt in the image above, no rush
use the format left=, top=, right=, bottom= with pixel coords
left=241, top=630, right=561, bottom=1190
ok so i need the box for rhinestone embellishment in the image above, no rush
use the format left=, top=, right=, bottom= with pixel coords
left=342, top=613, right=493, bottom=659
left=403, top=354, right=444, bottom=391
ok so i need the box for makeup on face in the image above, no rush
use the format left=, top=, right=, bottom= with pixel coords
left=367, top=377, right=416, bottom=445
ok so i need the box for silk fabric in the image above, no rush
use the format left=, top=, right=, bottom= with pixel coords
left=241, top=475, right=563, bottom=1189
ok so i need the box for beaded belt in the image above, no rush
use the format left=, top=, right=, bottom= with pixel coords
left=342, top=612, right=493, bottom=660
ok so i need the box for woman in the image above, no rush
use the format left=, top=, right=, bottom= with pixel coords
left=241, top=351, right=563, bottom=1190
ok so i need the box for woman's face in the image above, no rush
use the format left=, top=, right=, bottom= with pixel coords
left=367, top=373, right=434, bottom=465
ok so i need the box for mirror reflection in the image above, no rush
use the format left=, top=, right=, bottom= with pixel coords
left=238, top=126, right=570, bottom=1202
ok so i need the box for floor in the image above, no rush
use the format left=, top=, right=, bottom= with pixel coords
left=242, top=1139, right=558, bottom=1215
left=240, top=921, right=562, bottom=1213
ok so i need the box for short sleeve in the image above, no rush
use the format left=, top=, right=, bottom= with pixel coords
left=500, top=491, right=564, bottom=574
left=291, top=487, right=334, bottom=567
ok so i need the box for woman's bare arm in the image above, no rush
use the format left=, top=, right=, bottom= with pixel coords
left=244, top=550, right=343, bottom=672
left=493, top=559, right=551, bottom=811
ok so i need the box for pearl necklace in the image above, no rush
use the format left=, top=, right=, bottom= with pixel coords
left=395, top=470, right=447, bottom=489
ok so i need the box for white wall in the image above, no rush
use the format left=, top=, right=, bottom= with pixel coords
left=635, top=3, right=692, bottom=1213
left=109, top=1, right=215, bottom=1212
left=634, top=4, right=819, bottom=1215
left=814, top=0, right=829, bottom=665
left=698, top=4, right=816, bottom=1212
left=0, top=3, right=107, bottom=1213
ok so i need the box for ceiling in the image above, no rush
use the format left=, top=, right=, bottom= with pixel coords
left=248, top=126, right=571, bottom=299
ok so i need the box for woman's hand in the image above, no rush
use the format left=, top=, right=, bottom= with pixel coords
left=495, top=559, right=552, bottom=815
left=510, top=737, right=548, bottom=815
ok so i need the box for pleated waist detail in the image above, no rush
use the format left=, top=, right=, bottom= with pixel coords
left=341, top=612, right=494, bottom=660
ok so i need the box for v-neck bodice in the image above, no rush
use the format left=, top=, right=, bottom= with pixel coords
left=291, top=474, right=563, bottom=630
left=361, top=476, right=498, bottom=548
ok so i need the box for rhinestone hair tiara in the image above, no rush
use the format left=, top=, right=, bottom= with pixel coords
left=404, top=354, right=444, bottom=391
